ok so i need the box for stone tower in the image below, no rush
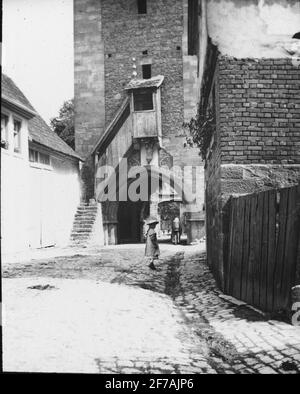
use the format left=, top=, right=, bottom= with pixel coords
left=74, top=0, right=205, bottom=244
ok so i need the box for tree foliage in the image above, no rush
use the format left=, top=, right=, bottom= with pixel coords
left=184, top=107, right=216, bottom=160
left=50, top=99, right=75, bottom=149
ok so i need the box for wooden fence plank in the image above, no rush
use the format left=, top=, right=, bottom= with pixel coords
left=232, top=197, right=245, bottom=299
left=241, top=195, right=251, bottom=302
left=273, top=188, right=289, bottom=311
left=266, top=189, right=276, bottom=312
left=225, top=197, right=235, bottom=294
left=259, top=190, right=269, bottom=311
left=280, top=186, right=300, bottom=310
left=253, top=192, right=264, bottom=308
left=246, top=194, right=257, bottom=305
left=228, top=198, right=239, bottom=296
left=223, top=185, right=300, bottom=313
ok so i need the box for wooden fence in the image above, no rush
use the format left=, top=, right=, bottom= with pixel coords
left=223, top=184, right=300, bottom=313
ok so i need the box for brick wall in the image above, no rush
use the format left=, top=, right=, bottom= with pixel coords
left=218, top=57, right=300, bottom=165
left=218, top=56, right=300, bottom=198
left=205, top=55, right=300, bottom=288
left=204, top=62, right=224, bottom=285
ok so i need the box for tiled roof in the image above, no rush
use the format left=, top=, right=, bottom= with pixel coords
left=125, top=75, right=164, bottom=90
left=2, top=74, right=36, bottom=113
left=28, top=115, right=82, bottom=160
left=2, top=73, right=81, bottom=160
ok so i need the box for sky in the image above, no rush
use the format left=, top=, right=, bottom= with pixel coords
left=2, top=0, right=74, bottom=125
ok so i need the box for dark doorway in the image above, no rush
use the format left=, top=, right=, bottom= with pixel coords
left=118, top=201, right=145, bottom=243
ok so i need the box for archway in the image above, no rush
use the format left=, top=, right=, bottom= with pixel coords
left=158, top=200, right=180, bottom=235
left=98, top=164, right=194, bottom=245
left=117, top=201, right=149, bottom=243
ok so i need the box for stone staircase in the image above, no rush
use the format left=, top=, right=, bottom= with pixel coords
left=70, top=202, right=99, bottom=246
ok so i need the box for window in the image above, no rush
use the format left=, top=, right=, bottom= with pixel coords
left=142, top=50, right=148, bottom=55
left=39, top=152, right=50, bottom=165
left=29, top=148, right=50, bottom=165
left=142, top=64, right=151, bottom=79
left=133, top=91, right=153, bottom=111
left=29, top=149, right=39, bottom=162
left=1, top=114, right=9, bottom=149
left=137, top=0, right=147, bottom=14
left=13, top=119, right=21, bottom=153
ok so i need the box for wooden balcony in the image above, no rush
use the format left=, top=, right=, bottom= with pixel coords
left=125, top=75, right=164, bottom=145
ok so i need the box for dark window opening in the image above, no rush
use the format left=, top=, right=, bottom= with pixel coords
left=29, top=148, right=50, bottom=165
left=142, top=50, right=148, bottom=55
left=292, top=32, right=300, bottom=39
left=40, top=152, right=50, bottom=165
left=13, top=119, right=21, bottom=153
left=1, top=114, right=9, bottom=149
left=142, top=64, right=151, bottom=79
left=107, top=53, right=112, bottom=58
left=133, top=91, right=153, bottom=111
left=176, top=46, right=181, bottom=51
left=188, top=0, right=199, bottom=55
left=137, top=0, right=147, bottom=14
left=29, top=149, right=39, bottom=162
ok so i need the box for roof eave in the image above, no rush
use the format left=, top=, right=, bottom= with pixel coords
left=29, top=138, right=83, bottom=161
left=2, top=96, right=37, bottom=119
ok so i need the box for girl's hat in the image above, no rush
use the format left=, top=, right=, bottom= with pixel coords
left=145, top=216, right=159, bottom=225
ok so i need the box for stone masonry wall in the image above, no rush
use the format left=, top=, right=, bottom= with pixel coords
left=74, top=0, right=205, bottom=207
left=101, top=0, right=201, bottom=169
left=74, top=0, right=105, bottom=159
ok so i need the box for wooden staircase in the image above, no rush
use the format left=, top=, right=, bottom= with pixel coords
left=70, top=202, right=98, bottom=246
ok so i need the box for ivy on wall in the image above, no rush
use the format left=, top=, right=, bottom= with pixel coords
left=184, top=107, right=216, bottom=160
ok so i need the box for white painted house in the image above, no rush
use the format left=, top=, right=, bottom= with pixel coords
left=1, top=74, right=82, bottom=262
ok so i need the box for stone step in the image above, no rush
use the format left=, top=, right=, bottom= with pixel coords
left=70, top=240, right=90, bottom=245
left=73, top=216, right=96, bottom=221
left=78, top=202, right=97, bottom=207
left=71, top=233, right=92, bottom=238
left=76, top=208, right=97, bottom=212
left=71, top=229, right=92, bottom=233
left=74, top=215, right=97, bottom=220
left=73, top=219, right=95, bottom=225
left=76, top=208, right=98, bottom=213
left=72, top=224, right=94, bottom=230
left=70, top=235, right=90, bottom=241
left=69, top=202, right=99, bottom=246
left=75, top=210, right=97, bottom=215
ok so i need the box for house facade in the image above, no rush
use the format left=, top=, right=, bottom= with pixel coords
left=1, top=74, right=82, bottom=262
left=196, top=0, right=300, bottom=286
left=74, top=0, right=206, bottom=245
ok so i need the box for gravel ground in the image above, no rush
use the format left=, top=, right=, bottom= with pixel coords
left=2, top=243, right=300, bottom=374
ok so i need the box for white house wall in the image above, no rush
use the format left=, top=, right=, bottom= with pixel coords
left=206, top=0, right=300, bottom=58
left=47, top=155, right=81, bottom=247
left=1, top=146, right=81, bottom=263
left=1, top=149, right=31, bottom=259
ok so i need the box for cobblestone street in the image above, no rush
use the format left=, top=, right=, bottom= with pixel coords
left=2, top=244, right=300, bottom=374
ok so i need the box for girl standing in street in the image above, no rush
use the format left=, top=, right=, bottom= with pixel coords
left=144, top=216, right=160, bottom=270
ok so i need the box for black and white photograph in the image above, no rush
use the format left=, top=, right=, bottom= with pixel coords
left=1, top=0, right=300, bottom=378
